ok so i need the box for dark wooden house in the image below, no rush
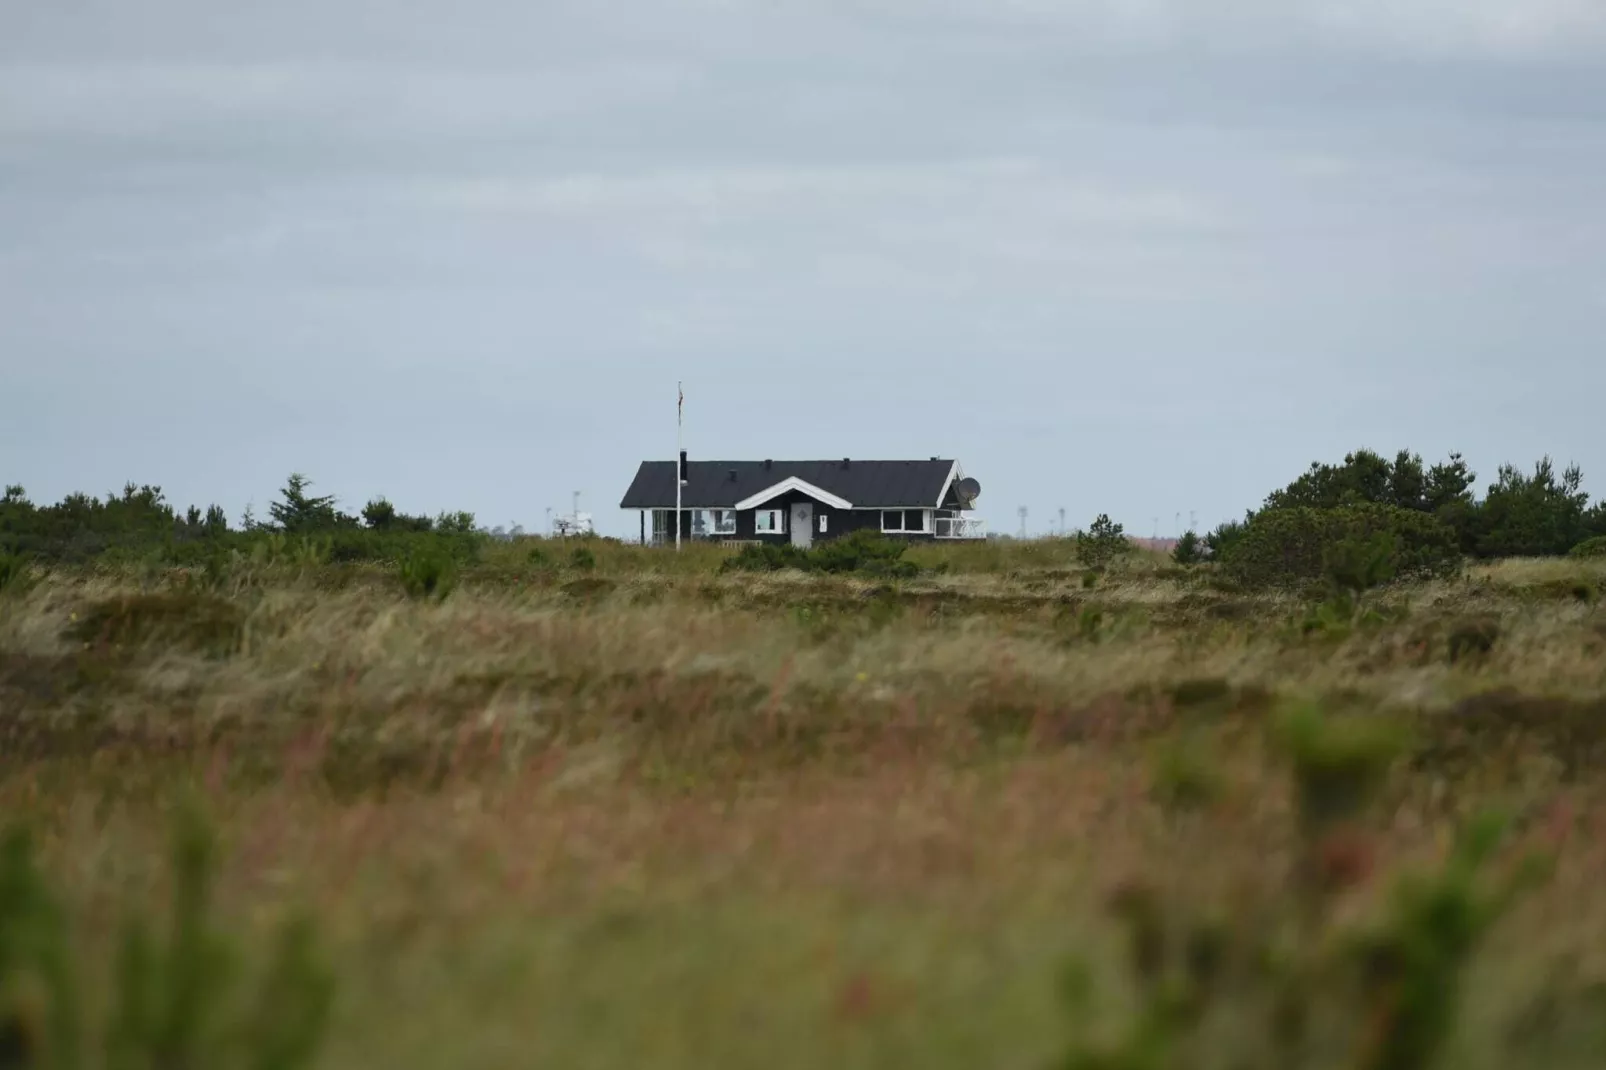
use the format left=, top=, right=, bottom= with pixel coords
left=620, top=454, right=985, bottom=548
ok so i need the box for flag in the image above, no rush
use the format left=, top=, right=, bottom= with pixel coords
left=678, top=382, right=683, bottom=425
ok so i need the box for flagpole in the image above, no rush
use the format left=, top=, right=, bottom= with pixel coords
left=675, top=381, right=683, bottom=553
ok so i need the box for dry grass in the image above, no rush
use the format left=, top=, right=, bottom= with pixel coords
left=3, top=549, right=1606, bottom=1067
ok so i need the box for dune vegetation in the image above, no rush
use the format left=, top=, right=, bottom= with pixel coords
left=4, top=450, right=1606, bottom=1068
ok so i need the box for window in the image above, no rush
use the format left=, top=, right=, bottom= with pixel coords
left=652, top=510, right=675, bottom=543
left=881, top=509, right=929, bottom=534
left=754, top=509, right=783, bottom=534
left=694, top=509, right=737, bottom=536
left=819, top=514, right=828, bottom=533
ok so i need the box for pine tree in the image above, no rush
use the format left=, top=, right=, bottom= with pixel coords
left=268, top=475, right=338, bottom=534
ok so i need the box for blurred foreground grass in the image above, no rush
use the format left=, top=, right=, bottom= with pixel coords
left=3, top=545, right=1606, bottom=1067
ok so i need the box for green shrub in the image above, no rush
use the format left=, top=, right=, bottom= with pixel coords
left=1272, top=704, right=1408, bottom=838
left=0, top=551, right=32, bottom=597
left=1204, top=517, right=1248, bottom=560
left=569, top=546, right=597, bottom=572
left=0, top=801, right=333, bottom=1070
left=1569, top=535, right=1606, bottom=559
left=1076, top=514, right=1131, bottom=570
left=719, top=542, right=811, bottom=574
left=719, top=531, right=917, bottom=578
left=1224, top=504, right=1460, bottom=591
left=1321, top=529, right=1399, bottom=595
left=1171, top=531, right=1203, bottom=566
left=810, top=530, right=917, bottom=578
left=398, top=542, right=457, bottom=601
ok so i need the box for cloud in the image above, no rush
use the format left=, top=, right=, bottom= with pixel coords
left=0, top=60, right=695, bottom=144
left=831, top=0, right=1606, bottom=58
left=3, top=0, right=1605, bottom=536
left=430, top=160, right=1222, bottom=230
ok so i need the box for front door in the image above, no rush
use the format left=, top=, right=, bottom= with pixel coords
left=791, top=503, right=814, bottom=549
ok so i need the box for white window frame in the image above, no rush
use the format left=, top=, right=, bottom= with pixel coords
left=819, top=514, right=828, bottom=533
left=753, top=508, right=784, bottom=534
left=690, top=509, right=737, bottom=537
left=880, top=508, right=930, bottom=534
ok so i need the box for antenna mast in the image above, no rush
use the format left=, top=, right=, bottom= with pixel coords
left=676, top=381, right=683, bottom=553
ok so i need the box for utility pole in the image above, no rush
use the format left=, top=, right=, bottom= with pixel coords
left=676, top=381, right=683, bottom=553
left=1059, top=507, right=1066, bottom=537
left=1018, top=506, right=1028, bottom=540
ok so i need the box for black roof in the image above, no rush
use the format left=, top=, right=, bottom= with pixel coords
left=620, top=459, right=958, bottom=510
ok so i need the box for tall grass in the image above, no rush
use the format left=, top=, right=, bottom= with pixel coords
left=2, top=549, right=1604, bottom=1067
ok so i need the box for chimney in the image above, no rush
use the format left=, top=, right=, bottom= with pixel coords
left=727, top=469, right=738, bottom=482
left=764, top=458, right=773, bottom=470
left=842, top=457, right=850, bottom=469
left=679, top=450, right=688, bottom=484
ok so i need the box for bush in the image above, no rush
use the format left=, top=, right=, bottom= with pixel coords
left=1321, top=528, right=1398, bottom=595
left=719, top=542, right=811, bottom=574
left=1569, top=536, right=1606, bottom=559
left=398, top=542, right=457, bottom=601
left=0, top=801, right=333, bottom=1070
left=1223, top=504, right=1461, bottom=591
left=810, top=530, right=917, bottom=577
left=1476, top=458, right=1590, bottom=558
left=1204, top=516, right=1249, bottom=560
left=1171, top=530, right=1203, bottom=566
left=1076, top=514, right=1131, bottom=570
left=719, top=531, right=918, bottom=579
left=569, top=546, right=596, bottom=572
left=0, top=550, right=31, bottom=597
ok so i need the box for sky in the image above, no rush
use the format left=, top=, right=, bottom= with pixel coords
left=4, top=1, right=1605, bottom=538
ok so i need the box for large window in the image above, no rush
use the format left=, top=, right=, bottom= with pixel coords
left=881, top=509, right=928, bottom=534
left=692, top=509, right=737, bottom=537
left=754, top=509, right=784, bottom=534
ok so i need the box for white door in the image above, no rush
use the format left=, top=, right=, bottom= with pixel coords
left=791, top=503, right=814, bottom=549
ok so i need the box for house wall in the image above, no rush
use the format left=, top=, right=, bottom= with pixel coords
left=647, top=498, right=946, bottom=544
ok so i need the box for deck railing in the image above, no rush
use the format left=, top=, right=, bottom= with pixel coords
left=934, top=516, right=987, bottom=539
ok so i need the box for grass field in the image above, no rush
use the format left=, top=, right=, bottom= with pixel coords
left=4, top=539, right=1606, bottom=1068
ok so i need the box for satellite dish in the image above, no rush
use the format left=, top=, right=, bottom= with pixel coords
left=955, top=477, right=981, bottom=507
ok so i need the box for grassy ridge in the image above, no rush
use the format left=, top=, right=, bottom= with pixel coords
left=4, top=545, right=1606, bottom=1067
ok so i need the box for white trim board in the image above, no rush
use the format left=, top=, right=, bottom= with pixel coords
left=933, top=461, right=959, bottom=509
left=733, top=477, right=853, bottom=512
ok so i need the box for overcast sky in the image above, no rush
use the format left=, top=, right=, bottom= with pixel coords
left=4, top=1, right=1604, bottom=537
